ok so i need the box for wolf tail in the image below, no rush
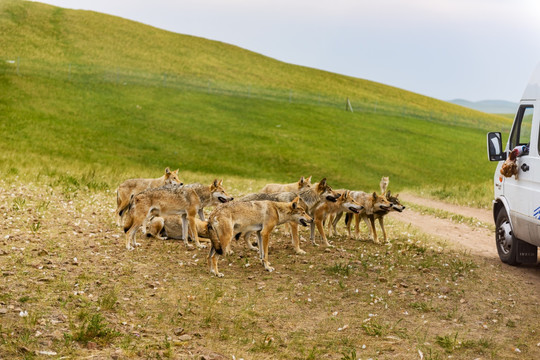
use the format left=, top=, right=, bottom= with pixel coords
left=123, top=194, right=136, bottom=233
left=207, top=222, right=223, bottom=255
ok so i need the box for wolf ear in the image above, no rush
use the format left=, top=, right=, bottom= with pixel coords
left=212, top=179, right=219, bottom=187
left=165, top=167, right=171, bottom=174
left=386, top=190, right=391, bottom=197
left=299, top=176, right=305, bottom=185
left=318, top=178, right=327, bottom=189
left=291, top=196, right=299, bottom=209
left=218, top=179, right=223, bottom=186
left=173, top=169, right=179, bottom=174
left=306, top=176, right=312, bottom=184
left=372, top=192, right=377, bottom=199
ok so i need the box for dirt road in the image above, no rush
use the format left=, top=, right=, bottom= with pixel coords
left=393, top=193, right=496, bottom=258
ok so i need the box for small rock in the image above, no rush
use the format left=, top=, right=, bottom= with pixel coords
left=0, top=308, right=7, bottom=315
left=178, top=334, right=192, bottom=341
left=86, top=341, right=98, bottom=350
left=174, top=328, right=185, bottom=336
left=37, top=249, right=49, bottom=256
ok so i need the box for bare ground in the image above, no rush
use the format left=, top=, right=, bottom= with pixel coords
left=2, top=180, right=540, bottom=359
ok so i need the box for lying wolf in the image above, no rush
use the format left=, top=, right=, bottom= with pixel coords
left=115, top=167, right=182, bottom=226
left=206, top=197, right=311, bottom=277
left=144, top=209, right=211, bottom=243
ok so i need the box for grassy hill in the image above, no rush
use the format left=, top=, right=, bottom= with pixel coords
left=0, top=0, right=512, bottom=206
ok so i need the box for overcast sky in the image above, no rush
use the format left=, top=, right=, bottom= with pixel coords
left=32, top=0, right=540, bottom=102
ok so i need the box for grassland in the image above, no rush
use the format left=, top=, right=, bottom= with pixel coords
left=0, top=0, right=513, bottom=208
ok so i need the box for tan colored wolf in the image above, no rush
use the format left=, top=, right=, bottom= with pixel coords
left=184, top=179, right=234, bottom=220
left=115, top=167, right=181, bottom=226
left=346, top=190, right=404, bottom=244
left=237, top=192, right=309, bottom=254
left=144, top=211, right=211, bottom=242
left=260, top=176, right=312, bottom=193
left=343, top=191, right=392, bottom=243
left=123, top=179, right=232, bottom=250
left=295, top=178, right=342, bottom=246
left=206, top=197, right=311, bottom=277
left=311, top=190, right=364, bottom=247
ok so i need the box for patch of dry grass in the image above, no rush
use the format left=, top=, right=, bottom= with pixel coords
left=1, top=177, right=540, bottom=359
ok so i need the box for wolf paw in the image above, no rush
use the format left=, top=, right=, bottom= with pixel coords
left=196, top=243, right=207, bottom=249
left=265, top=266, right=275, bottom=272
left=295, top=248, right=307, bottom=255
left=211, top=270, right=224, bottom=278
left=134, top=241, right=141, bottom=247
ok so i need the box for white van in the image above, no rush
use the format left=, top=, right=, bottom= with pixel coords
left=487, top=62, right=540, bottom=265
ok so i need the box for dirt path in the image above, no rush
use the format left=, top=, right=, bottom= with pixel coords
left=392, top=193, right=496, bottom=258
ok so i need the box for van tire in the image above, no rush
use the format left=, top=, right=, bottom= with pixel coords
left=495, top=208, right=520, bottom=265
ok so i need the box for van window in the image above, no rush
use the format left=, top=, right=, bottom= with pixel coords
left=509, top=106, right=534, bottom=153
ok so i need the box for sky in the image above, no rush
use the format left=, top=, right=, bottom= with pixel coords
left=32, top=0, right=540, bottom=102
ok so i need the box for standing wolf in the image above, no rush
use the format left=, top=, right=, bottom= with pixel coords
left=237, top=191, right=308, bottom=254
left=184, top=179, right=234, bottom=220
left=206, top=197, right=311, bottom=277
left=260, top=176, right=312, bottom=193
left=123, top=179, right=232, bottom=250
left=115, top=167, right=181, bottom=226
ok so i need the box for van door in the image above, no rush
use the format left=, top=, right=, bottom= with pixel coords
left=504, top=104, right=540, bottom=245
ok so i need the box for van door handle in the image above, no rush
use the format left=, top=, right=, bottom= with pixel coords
left=521, top=163, right=530, bottom=172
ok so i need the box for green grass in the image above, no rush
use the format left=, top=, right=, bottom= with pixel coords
left=0, top=0, right=513, bottom=207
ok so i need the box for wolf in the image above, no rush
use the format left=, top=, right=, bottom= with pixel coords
left=296, top=178, right=342, bottom=246
left=311, top=190, right=364, bottom=246
left=237, top=192, right=309, bottom=254
left=115, top=167, right=181, bottom=226
left=347, top=190, right=405, bottom=244
left=206, top=197, right=312, bottom=277
left=144, top=211, right=211, bottom=242
left=342, top=191, right=392, bottom=243
left=260, top=176, right=312, bottom=193
left=183, top=179, right=234, bottom=220
left=123, top=184, right=204, bottom=250
left=380, top=176, right=389, bottom=195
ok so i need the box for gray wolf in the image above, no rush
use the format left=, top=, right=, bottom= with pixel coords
left=115, top=167, right=181, bottom=226
left=206, top=197, right=311, bottom=277
left=123, top=184, right=203, bottom=250
left=260, top=176, right=312, bottom=193
left=184, top=179, right=234, bottom=220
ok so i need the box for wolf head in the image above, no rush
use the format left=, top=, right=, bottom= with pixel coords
left=288, top=196, right=312, bottom=226
left=372, top=192, right=391, bottom=213
left=164, top=167, right=183, bottom=186
left=316, top=178, right=340, bottom=203
left=297, top=176, right=312, bottom=191
left=338, top=190, right=364, bottom=214
left=211, top=179, right=234, bottom=204
left=386, top=191, right=405, bottom=212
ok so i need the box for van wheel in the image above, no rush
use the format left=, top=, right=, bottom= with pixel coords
left=495, top=209, right=520, bottom=265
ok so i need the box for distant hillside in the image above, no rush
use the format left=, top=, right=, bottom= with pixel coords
left=0, top=0, right=512, bottom=205
left=449, top=99, right=518, bottom=114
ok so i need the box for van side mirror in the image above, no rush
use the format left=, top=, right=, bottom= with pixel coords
left=487, top=132, right=506, bottom=161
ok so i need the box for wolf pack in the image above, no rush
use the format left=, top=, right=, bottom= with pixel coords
left=117, top=168, right=405, bottom=277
